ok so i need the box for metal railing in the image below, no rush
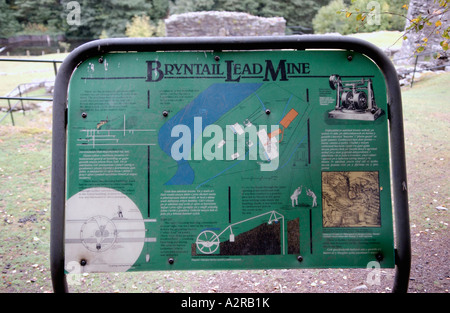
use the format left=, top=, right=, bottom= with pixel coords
left=0, top=58, right=63, bottom=125
left=0, top=58, right=62, bottom=75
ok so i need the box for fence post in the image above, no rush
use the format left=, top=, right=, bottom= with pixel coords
left=410, top=55, right=419, bottom=88
left=18, top=85, right=25, bottom=115
left=53, top=61, right=58, bottom=76
left=7, top=99, right=15, bottom=126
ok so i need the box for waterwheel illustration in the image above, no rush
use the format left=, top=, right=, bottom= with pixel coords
left=195, top=210, right=285, bottom=255
left=196, top=230, right=220, bottom=254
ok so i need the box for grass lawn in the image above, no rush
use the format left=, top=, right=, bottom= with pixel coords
left=346, top=31, right=404, bottom=50
left=401, top=73, right=450, bottom=229
left=0, top=53, right=66, bottom=99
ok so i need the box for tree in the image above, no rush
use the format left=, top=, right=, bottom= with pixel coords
left=149, top=0, right=171, bottom=20
left=0, top=0, right=169, bottom=39
left=313, top=0, right=408, bottom=34
left=125, top=14, right=165, bottom=37
left=170, top=0, right=216, bottom=13
left=403, top=0, right=449, bottom=53
left=170, top=0, right=332, bottom=29
left=313, top=0, right=349, bottom=34
left=263, top=0, right=330, bottom=29
left=0, top=0, right=21, bottom=37
left=61, top=0, right=155, bottom=39
left=341, top=0, right=449, bottom=54
left=9, top=0, right=63, bottom=34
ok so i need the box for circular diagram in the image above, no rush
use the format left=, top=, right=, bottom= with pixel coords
left=196, top=230, right=220, bottom=254
left=80, top=215, right=118, bottom=252
left=65, top=187, right=145, bottom=273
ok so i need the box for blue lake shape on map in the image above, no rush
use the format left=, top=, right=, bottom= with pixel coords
left=158, top=83, right=262, bottom=185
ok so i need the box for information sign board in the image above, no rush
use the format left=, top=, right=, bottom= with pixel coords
left=64, top=49, right=396, bottom=272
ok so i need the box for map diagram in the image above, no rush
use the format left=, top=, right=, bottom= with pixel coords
left=322, top=171, right=381, bottom=227
left=156, top=82, right=312, bottom=188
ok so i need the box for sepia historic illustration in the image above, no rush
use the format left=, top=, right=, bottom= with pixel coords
left=322, top=171, right=381, bottom=227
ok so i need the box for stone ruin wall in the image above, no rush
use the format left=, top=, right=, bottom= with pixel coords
left=399, top=0, right=449, bottom=63
left=165, top=11, right=286, bottom=37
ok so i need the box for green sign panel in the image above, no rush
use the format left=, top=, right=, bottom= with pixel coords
left=65, top=50, right=395, bottom=273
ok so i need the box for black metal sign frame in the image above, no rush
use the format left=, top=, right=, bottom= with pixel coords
left=50, top=36, right=410, bottom=293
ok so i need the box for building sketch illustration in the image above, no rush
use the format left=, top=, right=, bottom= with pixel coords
left=322, top=171, right=381, bottom=227
left=77, top=114, right=156, bottom=147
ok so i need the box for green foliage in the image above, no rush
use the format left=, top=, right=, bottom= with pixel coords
left=13, top=0, right=63, bottom=33
left=260, top=0, right=330, bottom=28
left=60, top=0, right=155, bottom=39
left=312, top=0, right=408, bottom=34
left=1, top=0, right=168, bottom=39
left=125, top=15, right=165, bottom=37
left=404, top=0, right=449, bottom=53
left=312, top=0, right=348, bottom=34
left=1, top=0, right=330, bottom=39
left=2, top=0, right=444, bottom=50
left=0, top=0, right=22, bottom=37
left=126, top=15, right=155, bottom=38
left=150, top=0, right=171, bottom=20
left=338, top=0, right=449, bottom=54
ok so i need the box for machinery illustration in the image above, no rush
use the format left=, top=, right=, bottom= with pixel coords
left=80, top=215, right=118, bottom=252
left=328, top=74, right=383, bottom=121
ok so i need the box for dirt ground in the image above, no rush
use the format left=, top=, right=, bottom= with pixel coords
left=176, top=229, right=448, bottom=293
